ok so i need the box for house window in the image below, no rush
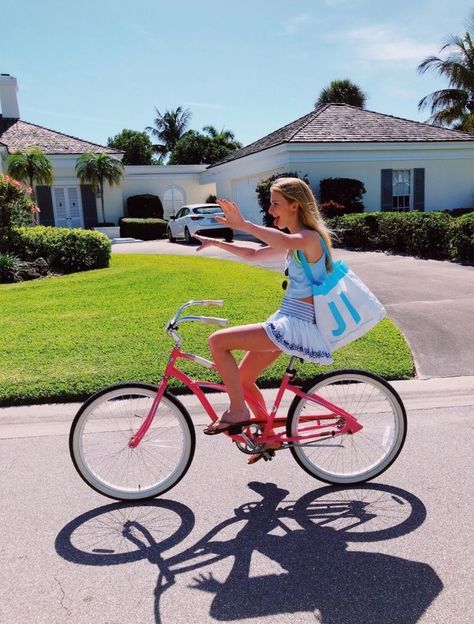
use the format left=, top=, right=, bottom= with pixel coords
left=392, top=170, right=410, bottom=210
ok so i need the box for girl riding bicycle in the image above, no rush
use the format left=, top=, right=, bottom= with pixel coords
left=195, top=177, right=334, bottom=461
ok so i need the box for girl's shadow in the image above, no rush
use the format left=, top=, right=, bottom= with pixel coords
left=56, top=483, right=443, bottom=624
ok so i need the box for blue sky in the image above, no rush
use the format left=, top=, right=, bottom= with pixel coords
left=2, top=0, right=473, bottom=149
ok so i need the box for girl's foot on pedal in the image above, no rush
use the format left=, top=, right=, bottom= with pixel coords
left=203, top=408, right=251, bottom=435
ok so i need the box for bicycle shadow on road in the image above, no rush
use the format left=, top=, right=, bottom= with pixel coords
left=55, top=482, right=443, bottom=624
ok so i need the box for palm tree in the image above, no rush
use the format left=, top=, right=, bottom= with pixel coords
left=7, top=147, right=53, bottom=224
left=145, top=106, right=192, bottom=161
left=75, top=152, right=124, bottom=224
left=202, top=125, right=243, bottom=151
left=417, top=14, right=474, bottom=131
left=315, top=79, right=367, bottom=108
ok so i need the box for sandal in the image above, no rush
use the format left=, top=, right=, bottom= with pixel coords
left=203, top=418, right=256, bottom=436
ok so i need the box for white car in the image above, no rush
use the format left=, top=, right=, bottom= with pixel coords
left=167, top=204, right=233, bottom=244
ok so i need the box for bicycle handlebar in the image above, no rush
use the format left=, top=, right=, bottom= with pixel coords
left=166, top=300, right=229, bottom=343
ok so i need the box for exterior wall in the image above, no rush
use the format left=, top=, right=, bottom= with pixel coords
left=123, top=165, right=216, bottom=219
left=202, top=142, right=474, bottom=219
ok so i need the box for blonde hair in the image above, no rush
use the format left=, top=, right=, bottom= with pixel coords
left=270, top=177, right=333, bottom=271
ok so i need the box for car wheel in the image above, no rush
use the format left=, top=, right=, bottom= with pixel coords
left=167, top=227, right=176, bottom=243
left=184, top=227, right=194, bottom=244
left=224, top=235, right=233, bottom=243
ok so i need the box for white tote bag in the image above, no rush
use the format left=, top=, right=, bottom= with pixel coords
left=299, top=240, right=386, bottom=351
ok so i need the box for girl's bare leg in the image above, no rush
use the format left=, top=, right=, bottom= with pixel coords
left=208, top=324, right=278, bottom=424
left=239, top=350, right=281, bottom=417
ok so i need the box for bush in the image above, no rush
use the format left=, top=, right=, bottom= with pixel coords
left=449, top=212, right=474, bottom=264
left=4, top=226, right=111, bottom=273
left=0, top=175, right=36, bottom=230
left=120, top=218, right=167, bottom=240
left=327, top=211, right=474, bottom=264
left=206, top=194, right=217, bottom=203
left=329, top=213, right=381, bottom=250
left=126, top=194, right=164, bottom=219
left=319, top=200, right=346, bottom=219
left=0, top=252, right=25, bottom=283
left=319, top=178, right=366, bottom=213
left=256, top=171, right=309, bottom=226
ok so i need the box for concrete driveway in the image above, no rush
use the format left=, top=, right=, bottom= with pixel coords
left=113, top=238, right=474, bottom=379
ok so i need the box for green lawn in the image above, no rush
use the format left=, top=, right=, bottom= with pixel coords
left=0, top=254, right=414, bottom=406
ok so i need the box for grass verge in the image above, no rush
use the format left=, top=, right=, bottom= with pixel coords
left=0, top=254, right=413, bottom=406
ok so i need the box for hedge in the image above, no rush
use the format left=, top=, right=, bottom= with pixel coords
left=126, top=194, right=164, bottom=219
left=120, top=218, right=167, bottom=240
left=2, top=226, right=111, bottom=273
left=327, top=211, right=473, bottom=264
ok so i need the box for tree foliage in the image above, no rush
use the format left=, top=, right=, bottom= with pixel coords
left=417, top=12, right=474, bottom=132
left=75, top=152, right=124, bottom=223
left=7, top=147, right=53, bottom=223
left=168, top=126, right=242, bottom=165
left=107, top=129, right=154, bottom=165
left=145, top=106, right=192, bottom=160
left=315, top=79, right=367, bottom=108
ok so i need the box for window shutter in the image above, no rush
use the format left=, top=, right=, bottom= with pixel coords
left=381, top=169, right=393, bottom=211
left=80, top=185, right=98, bottom=228
left=36, top=186, right=55, bottom=226
left=413, top=168, right=425, bottom=211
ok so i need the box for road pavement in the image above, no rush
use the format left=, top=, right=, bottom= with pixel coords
left=1, top=380, right=473, bottom=623
left=113, top=238, right=474, bottom=379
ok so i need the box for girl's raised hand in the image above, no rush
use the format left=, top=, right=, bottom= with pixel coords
left=215, top=199, right=246, bottom=230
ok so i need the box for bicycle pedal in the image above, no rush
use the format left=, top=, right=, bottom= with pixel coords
left=263, top=450, right=275, bottom=461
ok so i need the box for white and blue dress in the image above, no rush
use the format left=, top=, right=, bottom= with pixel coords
left=261, top=244, right=333, bottom=364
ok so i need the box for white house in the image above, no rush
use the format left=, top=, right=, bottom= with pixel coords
left=1, top=73, right=474, bottom=229
left=203, top=104, right=474, bottom=220
left=0, top=74, right=215, bottom=228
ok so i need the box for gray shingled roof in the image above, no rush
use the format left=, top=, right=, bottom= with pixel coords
left=209, top=103, right=474, bottom=168
left=0, top=118, right=121, bottom=155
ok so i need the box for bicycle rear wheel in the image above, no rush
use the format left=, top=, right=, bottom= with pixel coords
left=70, top=383, right=195, bottom=501
left=286, top=370, right=406, bottom=485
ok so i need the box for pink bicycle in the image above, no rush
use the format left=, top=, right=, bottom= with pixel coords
left=69, top=300, right=407, bottom=501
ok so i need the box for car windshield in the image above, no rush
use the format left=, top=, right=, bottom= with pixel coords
left=193, top=206, right=222, bottom=215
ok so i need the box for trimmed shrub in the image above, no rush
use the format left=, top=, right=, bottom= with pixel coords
left=329, top=213, right=381, bottom=250
left=120, top=218, right=167, bottom=240
left=449, top=212, right=474, bottom=264
left=319, top=178, right=366, bottom=213
left=256, top=172, right=309, bottom=226
left=327, top=211, right=473, bottom=264
left=126, top=194, right=163, bottom=219
left=5, top=226, right=111, bottom=273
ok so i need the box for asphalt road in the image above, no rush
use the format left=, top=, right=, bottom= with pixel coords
left=113, top=238, right=474, bottom=379
left=1, top=383, right=473, bottom=624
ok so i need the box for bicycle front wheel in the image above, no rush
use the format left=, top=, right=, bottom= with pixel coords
left=287, top=370, right=407, bottom=485
left=70, top=383, right=195, bottom=501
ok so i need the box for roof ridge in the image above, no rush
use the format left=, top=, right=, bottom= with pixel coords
left=286, top=105, right=329, bottom=141
left=341, top=104, right=474, bottom=137
left=10, top=119, right=122, bottom=153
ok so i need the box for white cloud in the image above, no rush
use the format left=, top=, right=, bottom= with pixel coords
left=284, top=14, right=315, bottom=35
left=342, top=25, right=436, bottom=62
left=183, top=101, right=224, bottom=110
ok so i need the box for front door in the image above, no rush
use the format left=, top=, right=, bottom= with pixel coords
left=53, top=186, right=84, bottom=228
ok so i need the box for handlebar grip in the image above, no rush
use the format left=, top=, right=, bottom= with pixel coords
left=202, top=300, right=224, bottom=307
left=199, top=316, right=229, bottom=327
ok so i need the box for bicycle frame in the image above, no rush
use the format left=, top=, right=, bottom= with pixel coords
left=129, top=345, right=363, bottom=449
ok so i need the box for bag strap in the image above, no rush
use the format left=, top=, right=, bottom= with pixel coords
left=297, top=234, right=333, bottom=285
